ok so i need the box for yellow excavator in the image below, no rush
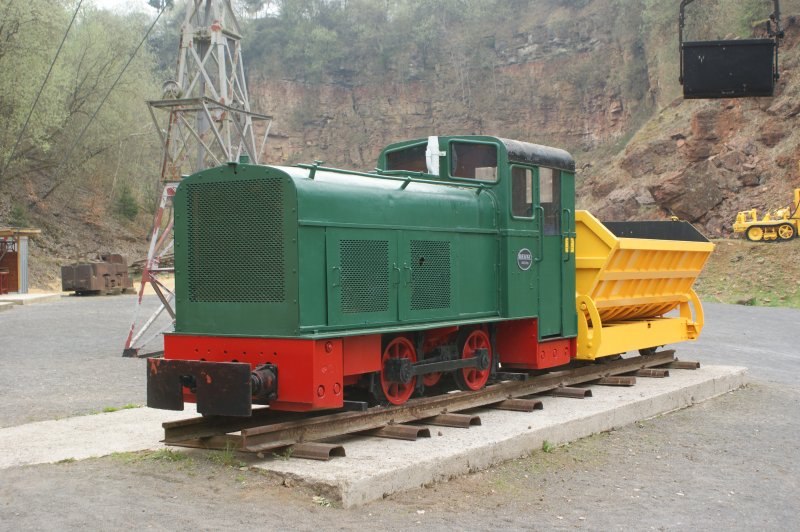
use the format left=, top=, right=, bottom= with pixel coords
left=732, top=188, right=800, bottom=242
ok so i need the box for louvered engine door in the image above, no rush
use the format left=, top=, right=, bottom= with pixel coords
left=326, top=229, right=398, bottom=327
left=398, top=233, right=456, bottom=321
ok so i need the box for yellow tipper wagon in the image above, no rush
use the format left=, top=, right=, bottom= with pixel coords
left=575, top=211, right=714, bottom=360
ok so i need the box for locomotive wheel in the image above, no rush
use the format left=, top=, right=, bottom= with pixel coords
left=778, top=223, right=795, bottom=241
left=423, top=371, right=442, bottom=387
left=454, top=329, right=492, bottom=392
left=375, top=336, right=418, bottom=406
left=746, top=226, right=764, bottom=242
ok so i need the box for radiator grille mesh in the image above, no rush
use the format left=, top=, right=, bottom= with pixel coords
left=186, top=179, right=285, bottom=303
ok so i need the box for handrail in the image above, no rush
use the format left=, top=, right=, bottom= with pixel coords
left=535, top=206, right=545, bottom=263
left=295, top=162, right=489, bottom=192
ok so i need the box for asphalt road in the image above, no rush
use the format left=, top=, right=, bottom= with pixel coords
left=0, top=297, right=798, bottom=427
left=0, top=296, right=798, bottom=530
left=680, top=302, right=800, bottom=385
left=0, top=294, right=166, bottom=427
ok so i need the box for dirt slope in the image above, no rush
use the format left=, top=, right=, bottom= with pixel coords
left=696, top=237, right=800, bottom=307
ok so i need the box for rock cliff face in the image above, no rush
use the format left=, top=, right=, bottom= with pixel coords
left=583, top=16, right=800, bottom=236
left=251, top=63, right=634, bottom=170
left=249, top=1, right=651, bottom=170
left=248, top=3, right=800, bottom=237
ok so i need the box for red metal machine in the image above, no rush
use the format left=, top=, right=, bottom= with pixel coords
left=61, top=254, right=134, bottom=295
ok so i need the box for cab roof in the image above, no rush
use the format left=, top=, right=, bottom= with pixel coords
left=497, top=137, right=575, bottom=173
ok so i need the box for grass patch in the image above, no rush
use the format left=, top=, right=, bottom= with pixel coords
left=541, top=440, right=555, bottom=453
left=207, top=443, right=247, bottom=468
left=110, top=451, right=141, bottom=463
left=56, top=457, right=76, bottom=464
left=272, top=447, right=294, bottom=461
left=695, top=239, right=800, bottom=308
left=111, top=449, right=191, bottom=464
left=113, top=445, right=249, bottom=472
left=312, top=495, right=334, bottom=508
left=95, top=404, right=142, bottom=414
left=149, top=448, right=191, bottom=462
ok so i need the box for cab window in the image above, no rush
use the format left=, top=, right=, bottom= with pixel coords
left=511, top=166, right=533, bottom=218
left=386, top=144, right=427, bottom=172
left=540, top=167, right=561, bottom=235
left=450, top=142, right=497, bottom=181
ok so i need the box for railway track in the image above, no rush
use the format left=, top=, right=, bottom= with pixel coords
left=162, top=350, right=694, bottom=459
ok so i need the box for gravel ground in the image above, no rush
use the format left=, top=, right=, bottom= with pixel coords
left=0, top=297, right=799, bottom=530
left=0, top=294, right=166, bottom=427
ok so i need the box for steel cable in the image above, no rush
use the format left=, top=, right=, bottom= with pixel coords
left=0, top=0, right=84, bottom=184
left=36, top=4, right=167, bottom=206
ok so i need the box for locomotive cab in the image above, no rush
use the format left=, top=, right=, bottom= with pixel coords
left=378, top=135, right=578, bottom=352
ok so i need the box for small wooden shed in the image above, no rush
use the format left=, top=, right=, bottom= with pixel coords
left=0, top=227, right=41, bottom=294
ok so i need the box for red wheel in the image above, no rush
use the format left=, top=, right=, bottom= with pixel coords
left=378, top=336, right=417, bottom=405
left=423, top=372, right=442, bottom=387
left=454, top=329, right=492, bottom=391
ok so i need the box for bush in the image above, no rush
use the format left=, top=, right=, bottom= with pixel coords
left=9, top=202, right=29, bottom=227
left=115, top=184, right=139, bottom=221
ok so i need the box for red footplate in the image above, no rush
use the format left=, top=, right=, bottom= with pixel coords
left=496, top=319, right=576, bottom=370
left=534, top=337, right=574, bottom=368
left=165, top=335, right=345, bottom=412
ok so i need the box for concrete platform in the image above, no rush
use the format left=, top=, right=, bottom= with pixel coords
left=0, top=302, right=13, bottom=312
left=0, top=406, right=196, bottom=469
left=0, top=292, right=62, bottom=305
left=254, top=365, right=747, bottom=507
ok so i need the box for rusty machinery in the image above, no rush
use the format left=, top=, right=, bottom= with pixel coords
left=61, top=254, right=134, bottom=295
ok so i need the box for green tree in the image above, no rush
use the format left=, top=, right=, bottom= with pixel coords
left=115, top=183, right=140, bottom=220
left=0, top=1, right=161, bottom=218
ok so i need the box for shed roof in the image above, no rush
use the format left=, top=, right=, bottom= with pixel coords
left=0, top=227, right=41, bottom=238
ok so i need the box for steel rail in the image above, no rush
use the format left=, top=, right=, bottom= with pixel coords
left=163, top=351, right=677, bottom=452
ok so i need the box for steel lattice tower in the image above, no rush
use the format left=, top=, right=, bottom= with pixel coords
left=124, top=0, right=271, bottom=357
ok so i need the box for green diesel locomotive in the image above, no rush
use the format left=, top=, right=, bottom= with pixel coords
left=147, top=135, right=709, bottom=417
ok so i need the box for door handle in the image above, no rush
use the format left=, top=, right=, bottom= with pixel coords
left=331, top=266, right=341, bottom=287
left=403, top=264, right=412, bottom=285
left=391, top=263, right=401, bottom=286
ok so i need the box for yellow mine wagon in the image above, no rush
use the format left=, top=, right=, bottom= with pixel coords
left=575, top=211, right=714, bottom=360
left=732, top=188, right=800, bottom=242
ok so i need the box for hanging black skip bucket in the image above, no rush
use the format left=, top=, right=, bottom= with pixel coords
left=679, top=0, right=785, bottom=99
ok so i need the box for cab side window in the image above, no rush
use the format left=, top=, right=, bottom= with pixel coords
left=386, top=144, right=427, bottom=172
left=540, top=167, right=561, bottom=235
left=511, top=167, right=533, bottom=218
left=450, top=142, right=497, bottom=181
